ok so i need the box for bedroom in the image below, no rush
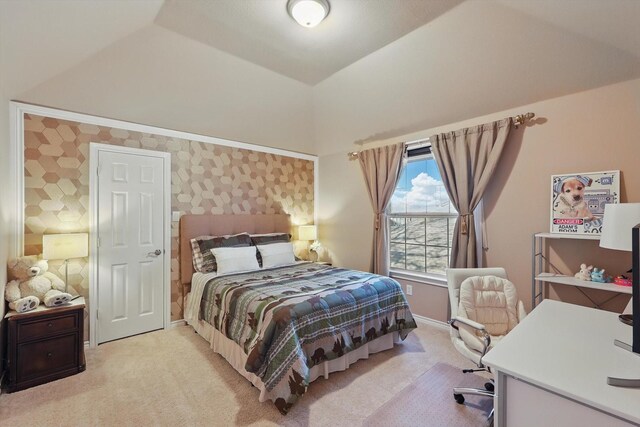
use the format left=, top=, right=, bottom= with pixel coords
left=0, top=0, right=639, bottom=425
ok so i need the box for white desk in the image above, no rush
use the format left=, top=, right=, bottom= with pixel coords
left=482, top=300, right=640, bottom=427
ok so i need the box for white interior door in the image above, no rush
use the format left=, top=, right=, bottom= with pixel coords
left=97, top=149, right=165, bottom=343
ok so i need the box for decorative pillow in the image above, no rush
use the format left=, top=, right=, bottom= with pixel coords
left=256, top=242, right=296, bottom=269
left=250, top=233, right=297, bottom=266
left=250, top=233, right=291, bottom=246
left=210, top=246, right=260, bottom=275
left=190, top=233, right=252, bottom=273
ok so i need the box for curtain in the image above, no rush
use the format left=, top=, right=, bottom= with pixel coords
left=431, top=118, right=512, bottom=268
left=358, top=143, right=405, bottom=276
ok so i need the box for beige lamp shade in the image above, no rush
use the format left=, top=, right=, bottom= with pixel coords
left=42, top=233, right=89, bottom=260
left=600, top=203, right=640, bottom=251
left=298, top=225, right=317, bottom=241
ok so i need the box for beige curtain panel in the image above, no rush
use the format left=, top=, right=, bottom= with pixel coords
left=431, top=118, right=513, bottom=268
left=358, top=143, right=405, bottom=276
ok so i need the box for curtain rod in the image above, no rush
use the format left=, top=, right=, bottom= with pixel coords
left=347, top=112, right=535, bottom=160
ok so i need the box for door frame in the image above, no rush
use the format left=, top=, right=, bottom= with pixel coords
left=89, top=143, right=171, bottom=348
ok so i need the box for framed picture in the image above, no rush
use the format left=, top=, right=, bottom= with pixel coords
left=550, top=170, right=620, bottom=235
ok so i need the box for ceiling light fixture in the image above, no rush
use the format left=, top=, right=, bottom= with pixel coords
left=287, top=0, right=329, bottom=28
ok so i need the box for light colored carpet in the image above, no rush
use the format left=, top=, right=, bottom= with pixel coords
left=364, top=363, right=492, bottom=427
left=0, top=322, right=485, bottom=426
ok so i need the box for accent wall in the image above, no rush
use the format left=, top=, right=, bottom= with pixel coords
left=22, top=112, right=315, bottom=338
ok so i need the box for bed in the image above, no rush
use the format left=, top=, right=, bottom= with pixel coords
left=180, top=214, right=417, bottom=414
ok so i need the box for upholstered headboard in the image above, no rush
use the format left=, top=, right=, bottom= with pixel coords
left=179, top=214, right=292, bottom=289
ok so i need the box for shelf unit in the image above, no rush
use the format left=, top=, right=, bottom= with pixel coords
left=532, top=233, right=632, bottom=309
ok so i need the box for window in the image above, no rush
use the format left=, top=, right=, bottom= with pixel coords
left=388, top=148, right=456, bottom=276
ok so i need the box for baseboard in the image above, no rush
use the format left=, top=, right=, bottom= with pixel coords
left=83, top=320, right=187, bottom=347
left=413, top=314, right=449, bottom=331
left=170, top=319, right=186, bottom=328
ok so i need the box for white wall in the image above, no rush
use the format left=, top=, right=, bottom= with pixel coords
left=0, top=103, right=7, bottom=260
left=0, top=0, right=163, bottom=97
left=18, top=25, right=315, bottom=154
left=318, top=151, right=373, bottom=272
left=0, top=95, right=9, bottom=361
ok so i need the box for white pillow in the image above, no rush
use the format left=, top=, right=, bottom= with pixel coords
left=210, top=246, right=260, bottom=275
left=256, top=242, right=296, bottom=268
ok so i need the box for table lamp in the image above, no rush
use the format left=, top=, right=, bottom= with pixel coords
left=600, top=203, right=640, bottom=252
left=298, top=225, right=319, bottom=261
left=600, top=203, right=640, bottom=387
left=42, top=233, right=89, bottom=293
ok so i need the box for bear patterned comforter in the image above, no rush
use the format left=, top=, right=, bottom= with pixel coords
left=197, top=262, right=417, bottom=414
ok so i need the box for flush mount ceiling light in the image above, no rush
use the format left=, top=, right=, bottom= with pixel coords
left=287, top=0, right=330, bottom=28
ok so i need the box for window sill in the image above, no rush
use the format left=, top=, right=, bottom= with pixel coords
left=389, top=270, right=448, bottom=288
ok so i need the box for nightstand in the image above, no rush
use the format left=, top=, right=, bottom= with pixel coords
left=4, top=297, right=86, bottom=392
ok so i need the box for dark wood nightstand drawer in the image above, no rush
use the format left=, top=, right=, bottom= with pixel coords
left=16, top=334, right=78, bottom=382
left=4, top=298, right=86, bottom=392
left=17, top=313, right=78, bottom=342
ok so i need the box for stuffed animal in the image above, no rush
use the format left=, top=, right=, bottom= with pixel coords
left=574, top=263, right=593, bottom=281
left=5, top=256, right=72, bottom=313
left=590, top=268, right=611, bottom=283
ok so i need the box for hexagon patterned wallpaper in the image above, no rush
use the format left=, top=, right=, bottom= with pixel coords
left=23, top=113, right=314, bottom=337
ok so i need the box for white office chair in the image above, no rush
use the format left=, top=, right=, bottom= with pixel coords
left=447, top=268, right=527, bottom=420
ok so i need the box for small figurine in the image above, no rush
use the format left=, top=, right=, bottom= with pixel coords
left=590, top=268, right=611, bottom=283
left=613, top=275, right=632, bottom=287
left=574, top=263, right=593, bottom=281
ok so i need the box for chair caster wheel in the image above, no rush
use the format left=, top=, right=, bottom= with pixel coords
left=454, top=393, right=465, bottom=404
left=484, top=382, right=494, bottom=392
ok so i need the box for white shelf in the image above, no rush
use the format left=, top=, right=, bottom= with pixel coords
left=536, top=273, right=632, bottom=294
left=534, top=232, right=600, bottom=241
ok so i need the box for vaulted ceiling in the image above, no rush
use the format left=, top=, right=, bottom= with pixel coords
left=154, top=0, right=464, bottom=84
left=3, top=0, right=639, bottom=93
left=1, top=0, right=639, bottom=153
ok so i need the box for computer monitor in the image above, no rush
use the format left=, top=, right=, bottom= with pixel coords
left=632, top=225, right=639, bottom=354
left=607, top=225, right=640, bottom=387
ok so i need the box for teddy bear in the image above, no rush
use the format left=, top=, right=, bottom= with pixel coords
left=574, top=263, right=593, bottom=281
left=5, top=255, right=73, bottom=313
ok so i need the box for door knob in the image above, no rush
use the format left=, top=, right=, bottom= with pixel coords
left=148, top=249, right=162, bottom=257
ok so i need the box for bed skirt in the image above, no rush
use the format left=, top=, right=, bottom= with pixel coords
left=187, top=293, right=400, bottom=403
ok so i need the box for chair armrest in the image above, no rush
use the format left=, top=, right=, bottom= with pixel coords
left=450, top=316, right=486, bottom=332
left=517, top=300, right=527, bottom=322
left=449, top=317, right=492, bottom=363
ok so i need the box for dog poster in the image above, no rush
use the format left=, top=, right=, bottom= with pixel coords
left=550, top=170, right=620, bottom=235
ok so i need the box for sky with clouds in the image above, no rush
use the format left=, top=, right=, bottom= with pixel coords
left=389, top=158, right=455, bottom=214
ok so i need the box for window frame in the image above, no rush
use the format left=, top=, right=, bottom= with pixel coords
left=387, top=150, right=457, bottom=279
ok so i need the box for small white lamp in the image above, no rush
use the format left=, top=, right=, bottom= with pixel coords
left=43, top=233, right=88, bottom=293
left=600, top=203, right=640, bottom=251
left=298, top=225, right=320, bottom=261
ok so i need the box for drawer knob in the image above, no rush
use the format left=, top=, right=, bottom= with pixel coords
left=48, top=322, right=53, bottom=327
left=47, top=352, right=53, bottom=358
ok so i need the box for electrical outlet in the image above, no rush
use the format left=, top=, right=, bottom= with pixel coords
left=406, top=284, right=413, bottom=296
left=172, top=211, right=182, bottom=222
